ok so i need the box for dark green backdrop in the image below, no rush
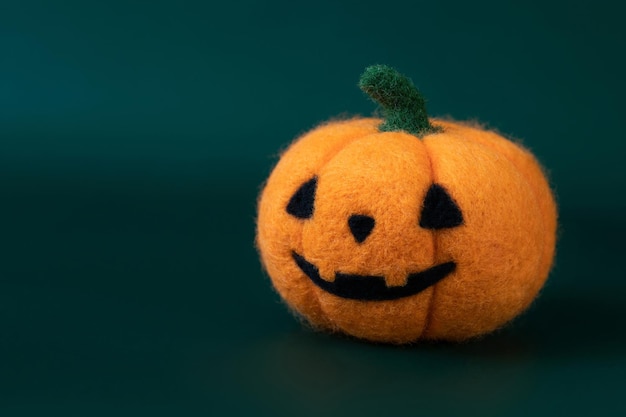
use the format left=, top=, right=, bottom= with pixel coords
left=2, top=1, right=625, bottom=416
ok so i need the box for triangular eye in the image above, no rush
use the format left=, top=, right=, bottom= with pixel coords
left=419, top=183, right=463, bottom=229
left=286, top=177, right=317, bottom=219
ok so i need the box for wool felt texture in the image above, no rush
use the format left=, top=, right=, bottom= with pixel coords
left=257, top=118, right=557, bottom=344
left=256, top=67, right=557, bottom=344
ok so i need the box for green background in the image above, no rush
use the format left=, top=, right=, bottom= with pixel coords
left=2, top=0, right=625, bottom=415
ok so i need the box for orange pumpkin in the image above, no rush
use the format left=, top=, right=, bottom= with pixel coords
left=256, top=65, right=557, bottom=343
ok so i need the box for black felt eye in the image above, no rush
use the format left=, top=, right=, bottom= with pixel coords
left=419, top=183, right=463, bottom=229
left=286, top=177, right=317, bottom=219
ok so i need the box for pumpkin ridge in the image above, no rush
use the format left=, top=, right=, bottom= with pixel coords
left=297, top=124, right=379, bottom=328
left=474, top=141, right=550, bottom=311
left=442, top=122, right=553, bottom=306
left=477, top=140, right=554, bottom=286
left=420, top=140, right=442, bottom=339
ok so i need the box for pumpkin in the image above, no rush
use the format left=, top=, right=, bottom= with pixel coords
left=256, top=65, right=557, bottom=344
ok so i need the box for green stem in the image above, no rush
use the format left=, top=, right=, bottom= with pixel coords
left=359, top=65, right=441, bottom=137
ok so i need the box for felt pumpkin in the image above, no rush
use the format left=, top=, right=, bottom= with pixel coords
left=256, top=65, right=557, bottom=344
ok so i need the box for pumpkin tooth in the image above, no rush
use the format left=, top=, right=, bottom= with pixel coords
left=384, top=269, right=409, bottom=287
left=316, top=264, right=336, bottom=283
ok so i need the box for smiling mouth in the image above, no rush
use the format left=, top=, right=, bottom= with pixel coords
left=292, top=252, right=456, bottom=301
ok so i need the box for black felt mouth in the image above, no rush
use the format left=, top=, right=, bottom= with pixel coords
left=292, top=252, right=456, bottom=301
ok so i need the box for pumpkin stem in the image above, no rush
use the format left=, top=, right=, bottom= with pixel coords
left=359, top=65, right=441, bottom=137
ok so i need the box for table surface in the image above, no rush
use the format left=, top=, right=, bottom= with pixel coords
left=2, top=176, right=625, bottom=416
left=1, top=1, right=625, bottom=416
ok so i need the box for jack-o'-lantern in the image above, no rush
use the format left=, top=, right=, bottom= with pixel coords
left=256, top=65, right=557, bottom=343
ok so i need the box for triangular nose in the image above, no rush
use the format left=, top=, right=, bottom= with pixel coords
left=348, top=214, right=375, bottom=243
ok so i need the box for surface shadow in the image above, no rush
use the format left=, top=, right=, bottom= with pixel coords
left=416, top=290, right=626, bottom=359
